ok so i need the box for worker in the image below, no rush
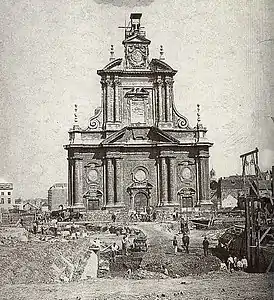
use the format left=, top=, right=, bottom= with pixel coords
left=70, top=222, right=76, bottom=239
left=203, top=236, right=209, bottom=256
left=182, top=233, right=190, bottom=254
left=227, top=254, right=234, bottom=272
left=241, top=256, right=248, bottom=271
left=233, top=256, right=238, bottom=270
left=111, top=213, right=116, bottom=222
left=237, top=258, right=243, bottom=271
left=220, top=260, right=228, bottom=271
left=172, top=236, right=178, bottom=254
left=111, top=242, right=119, bottom=262
left=172, top=210, right=177, bottom=221
left=180, top=218, right=185, bottom=234
left=33, top=219, right=39, bottom=234
left=121, top=236, right=128, bottom=256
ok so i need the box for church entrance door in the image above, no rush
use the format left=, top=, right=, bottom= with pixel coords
left=134, top=192, right=148, bottom=211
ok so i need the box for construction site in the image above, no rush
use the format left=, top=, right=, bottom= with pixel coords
left=0, top=149, right=273, bottom=300
left=1, top=9, right=273, bottom=299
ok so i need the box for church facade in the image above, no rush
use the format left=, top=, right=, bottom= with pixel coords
left=64, top=13, right=213, bottom=212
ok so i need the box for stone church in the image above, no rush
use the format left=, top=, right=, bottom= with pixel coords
left=64, top=13, right=213, bottom=212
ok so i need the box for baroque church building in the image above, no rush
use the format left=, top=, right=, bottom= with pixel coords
left=64, top=13, right=213, bottom=212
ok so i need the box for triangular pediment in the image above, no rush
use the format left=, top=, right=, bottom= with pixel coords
left=101, top=126, right=180, bottom=145
left=123, top=34, right=151, bottom=44
left=150, top=59, right=177, bottom=73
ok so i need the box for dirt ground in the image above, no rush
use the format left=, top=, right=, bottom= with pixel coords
left=0, top=222, right=273, bottom=300
left=0, top=272, right=272, bottom=300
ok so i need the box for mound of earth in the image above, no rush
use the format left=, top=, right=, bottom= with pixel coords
left=0, top=238, right=91, bottom=284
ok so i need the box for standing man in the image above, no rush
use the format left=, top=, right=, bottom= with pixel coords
left=180, top=218, right=185, bottom=234
left=182, top=233, right=190, bottom=254
left=111, top=213, right=116, bottom=223
left=241, top=256, right=248, bottom=271
left=227, top=254, right=234, bottom=272
left=52, top=219, right=58, bottom=237
left=111, top=242, right=119, bottom=262
left=203, top=236, right=209, bottom=256
left=172, top=236, right=178, bottom=254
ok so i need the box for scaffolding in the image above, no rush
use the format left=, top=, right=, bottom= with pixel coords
left=240, top=148, right=274, bottom=271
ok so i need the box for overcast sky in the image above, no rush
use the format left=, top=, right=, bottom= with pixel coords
left=0, top=0, right=273, bottom=199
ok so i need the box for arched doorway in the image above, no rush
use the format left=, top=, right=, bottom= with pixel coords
left=134, top=192, right=148, bottom=211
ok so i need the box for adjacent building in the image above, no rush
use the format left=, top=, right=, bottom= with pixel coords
left=48, top=183, right=68, bottom=211
left=0, top=183, right=14, bottom=211
left=64, top=13, right=213, bottom=212
left=217, top=171, right=272, bottom=209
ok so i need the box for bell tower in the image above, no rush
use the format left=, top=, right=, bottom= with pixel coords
left=123, top=13, right=151, bottom=69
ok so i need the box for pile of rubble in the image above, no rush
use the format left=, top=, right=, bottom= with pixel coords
left=0, top=238, right=91, bottom=284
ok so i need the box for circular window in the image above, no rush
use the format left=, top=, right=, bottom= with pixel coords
left=87, top=169, right=98, bottom=182
left=181, top=167, right=192, bottom=180
left=134, top=169, right=147, bottom=182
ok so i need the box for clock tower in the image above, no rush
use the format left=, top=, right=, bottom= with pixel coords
left=123, top=13, right=151, bottom=69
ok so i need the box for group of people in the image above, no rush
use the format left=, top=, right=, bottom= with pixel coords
left=128, top=208, right=157, bottom=222
left=172, top=235, right=210, bottom=256
left=111, top=234, right=131, bottom=261
left=226, top=254, right=248, bottom=272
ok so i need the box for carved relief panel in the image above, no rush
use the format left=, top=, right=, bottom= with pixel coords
left=124, top=87, right=153, bottom=126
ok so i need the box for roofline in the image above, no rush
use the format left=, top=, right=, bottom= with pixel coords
left=64, top=141, right=213, bottom=149
left=97, top=69, right=177, bottom=76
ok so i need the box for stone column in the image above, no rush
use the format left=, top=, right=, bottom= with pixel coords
left=160, top=157, right=168, bottom=205
left=74, top=156, right=84, bottom=207
left=106, top=158, right=114, bottom=206
left=168, top=157, right=178, bottom=204
left=114, top=157, right=123, bottom=205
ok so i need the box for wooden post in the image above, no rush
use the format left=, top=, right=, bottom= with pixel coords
left=245, top=196, right=251, bottom=264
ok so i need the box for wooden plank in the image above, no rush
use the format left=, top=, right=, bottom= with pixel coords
left=259, top=227, right=271, bottom=244
left=266, top=256, right=274, bottom=273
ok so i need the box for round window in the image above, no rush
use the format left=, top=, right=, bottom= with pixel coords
left=134, top=169, right=147, bottom=182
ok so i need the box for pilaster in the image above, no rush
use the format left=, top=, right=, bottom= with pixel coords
left=67, top=158, right=73, bottom=207
left=73, top=156, right=84, bottom=208
left=106, top=157, right=115, bottom=206
left=168, top=156, right=178, bottom=204
left=106, top=77, right=113, bottom=123
left=156, top=77, right=164, bottom=123
left=114, top=157, right=124, bottom=206
left=114, top=77, right=121, bottom=122
left=165, top=77, right=174, bottom=123
left=160, top=156, right=168, bottom=205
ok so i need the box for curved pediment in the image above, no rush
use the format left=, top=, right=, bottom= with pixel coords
left=101, top=58, right=123, bottom=71
left=150, top=59, right=177, bottom=74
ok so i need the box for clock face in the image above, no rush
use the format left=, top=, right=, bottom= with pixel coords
left=132, top=50, right=143, bottom=63
left=129, top=49, right=144, bottom=67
